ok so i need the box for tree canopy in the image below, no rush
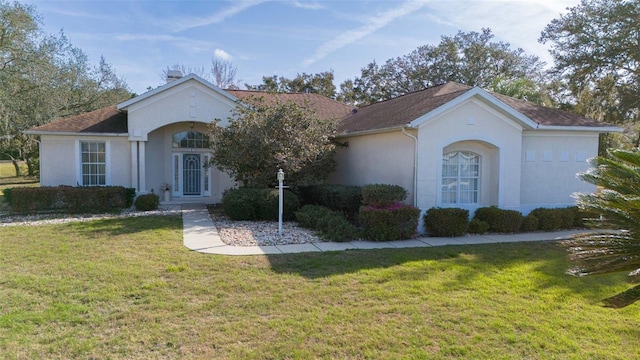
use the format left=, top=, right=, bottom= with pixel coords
left=245, top=71, right=336, bottom=99
left=208, top=96, right=340, bottom=187
left=540, top=0, right=640, bottom=147
left=338, top=29, right=546, bottom=106
left=0, top=1, right=130, bottom=176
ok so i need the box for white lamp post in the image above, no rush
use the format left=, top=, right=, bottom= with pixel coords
left=277, top=168, right=285, bottom=236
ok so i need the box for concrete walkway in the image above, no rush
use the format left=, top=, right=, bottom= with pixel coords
left=182, top=203, right=587, bottom=256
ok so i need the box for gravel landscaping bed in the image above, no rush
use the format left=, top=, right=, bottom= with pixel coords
left=209, top=213, right=323, bottom=247
left=0, top=205, right=182, bottom=227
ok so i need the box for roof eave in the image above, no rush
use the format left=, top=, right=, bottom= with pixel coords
left=336, top=125, right=409, bottom=138
left=535, top=125, right=623, bottom=132
left=23, top=130, right=129, bottom=137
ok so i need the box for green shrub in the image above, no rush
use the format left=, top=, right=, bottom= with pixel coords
left=295, top=205, right=331, bottom=228
left=295, top=205, right=359, bottom=242
left=307, top=184, right=362, bottom=217
left=5, top=186, right=135, bottom=214
left=530, top=208, right=564, bottom=231
left=135, top=193, right=159, bottom=211
left=468, top=218, right=490, bottom=234
left=424, top=207, right=470, bottom=237
left=530, top=207, right=580, bottom=231
left=521, top=214, right=539, bottom=232
left=361, top=184, right=407, bottom=207
left=473, top=206, right=523, bottom=233
left=222, top=188, right=300, bottom=221
left=360, top=202, right=420, bottom=241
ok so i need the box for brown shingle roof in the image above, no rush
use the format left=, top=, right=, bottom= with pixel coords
left=226, top=90, right=353, bottom=120
left=338, top=82, right=471, bottom=133
left=490, top=92, right=607, bottom=127
left=338, top=82, right=612, bottom=134
left=27, top=105, right=127, bottom=134
left=28, top=83, right=612, bottom=136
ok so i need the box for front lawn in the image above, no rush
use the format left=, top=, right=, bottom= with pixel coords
left=1, top=215, right=638, bottom=359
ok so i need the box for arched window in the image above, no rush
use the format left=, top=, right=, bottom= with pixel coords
left=172, top=131, right=210, bottom=149
left=442, top=151, right=480, bottom=204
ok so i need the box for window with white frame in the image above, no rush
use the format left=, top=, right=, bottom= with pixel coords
left=80, top=141, right=106, bottom=186
left=442, top=151, right=480, bottom=204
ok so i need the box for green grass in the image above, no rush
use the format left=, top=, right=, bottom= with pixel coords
left=0, top=161, right=39, bottom=208
left=1, top=215, right=639, bottom=359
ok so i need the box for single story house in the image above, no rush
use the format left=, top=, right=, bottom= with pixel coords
left=330, top=82, right=620, bottom=215
left=26, top=73, right=619, bottom=217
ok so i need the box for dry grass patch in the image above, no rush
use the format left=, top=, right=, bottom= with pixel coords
left=1, top=215, right=639, bottom=359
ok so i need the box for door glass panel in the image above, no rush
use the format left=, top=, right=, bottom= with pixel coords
left=183, top=154, right=201, bottom=196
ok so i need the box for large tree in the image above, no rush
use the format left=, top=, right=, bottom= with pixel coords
left=338, top=29, right=546, bottom=106
left=208, top=96, right=340, bottom=187
left=564, top=148, right=640, bottom=308
left=540, top=0, right=640, bottom=147
left=0, top=1, right=130, bottom=176
left=245, top=71, right=336, bottom=98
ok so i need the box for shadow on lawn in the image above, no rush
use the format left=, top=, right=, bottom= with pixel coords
left=265, top=241, right=624, bottom=302
left=65, top=214, right=183, bottom=237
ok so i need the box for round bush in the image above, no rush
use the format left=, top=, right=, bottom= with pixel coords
left=135, top=193, right=159, bottom=211
left=473, top=206, right=523, bottom=233
left=424, top=207, right=469, bottom=237
left=361, top=184, right=407, bottom=207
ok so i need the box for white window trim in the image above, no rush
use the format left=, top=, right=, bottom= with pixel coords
left=76, top=140, right=111, bottom=186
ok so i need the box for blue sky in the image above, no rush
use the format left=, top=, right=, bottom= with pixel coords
left=26, top=0, right=581, bottom=95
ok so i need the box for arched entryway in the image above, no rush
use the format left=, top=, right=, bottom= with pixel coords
left=171, top=130, right=211, bottom=198
left=440, top=140, right=499, bottom=211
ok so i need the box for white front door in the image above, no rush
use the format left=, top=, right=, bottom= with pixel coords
left=172, top=153, right=211, bottom=198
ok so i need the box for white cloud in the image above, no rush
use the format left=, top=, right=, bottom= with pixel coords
left=289, top=0, right=324, bottom=10
left=302, top=0, right=430, bottom=67
left=214, top=48, right=233, bottom=61
left=170, top=0, right=269, bottom=32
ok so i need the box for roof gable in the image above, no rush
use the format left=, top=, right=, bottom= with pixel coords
left=117, top=74, right=236, bottom=111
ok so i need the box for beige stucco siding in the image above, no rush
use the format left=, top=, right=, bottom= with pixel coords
left=330, top=130, right=415, bottom=204
left=39, top=135, right=130, bottom=187
left=416, top=99, right=523, bottom=211
left=520, top=131, right=598, bottom=213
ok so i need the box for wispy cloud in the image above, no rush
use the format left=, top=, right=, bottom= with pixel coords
left=289, top=0, right=324, bottom=10
left=214, top=48, right=233, bottom=61
left=302, top=0, right=429, bottom=67
left=169, top=0, right=269, bottom=32
left=115, top=34, right=214, bottom=54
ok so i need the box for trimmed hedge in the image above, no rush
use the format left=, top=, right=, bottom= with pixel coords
left=520, top=214, right=539, bottom=232
left=468, top=218, right=490, bottom=234
left=473, top=206, right=523, bottom=233
left=361, top=184, right=407, bottom=207
left=4, top=186, right=136, bottom=214
left=529, top=207, right=580, bottom=231
left=360, top=202, right=420, bottom=241
left=424, top=207, right=470, bottom=237
left=135, top=193, right=159, bottom=211
left=222, top=188, right=300, bottom=221
left=295, top=205, right=359, bottom=242
left=306, top=184, right=362, bottom=217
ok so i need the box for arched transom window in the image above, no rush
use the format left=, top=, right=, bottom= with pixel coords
left=442, top=151, right=480, bottom=204
left=172, top=131, right=210, bottom=149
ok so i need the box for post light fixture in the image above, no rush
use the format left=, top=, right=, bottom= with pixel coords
left=277, top=169, right=285, bottom=236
